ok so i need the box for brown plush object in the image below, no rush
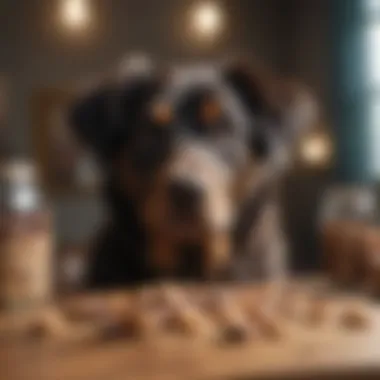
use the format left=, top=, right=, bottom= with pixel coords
left=362, top=227, right=380, bottom=296
left=322, top=221, right=370, bottom=289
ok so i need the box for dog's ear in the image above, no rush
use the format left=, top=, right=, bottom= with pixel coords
left=223, top=60, right=318, bottom=144
left=68, top=84, right=113, bottom=160
left=68, top=55, right=159, bottom=161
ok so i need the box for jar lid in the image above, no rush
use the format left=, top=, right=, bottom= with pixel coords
left=0, top=159, right=37, bottom=183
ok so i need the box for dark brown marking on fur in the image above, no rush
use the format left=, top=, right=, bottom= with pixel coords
left=68, top=57, right=317, bottom=288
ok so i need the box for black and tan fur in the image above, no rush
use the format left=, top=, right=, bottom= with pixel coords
left=69, top=56, right=317, bottom=289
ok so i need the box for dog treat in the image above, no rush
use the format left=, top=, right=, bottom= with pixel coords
left=246, top=304, right=282, bottom=339
left=63, top=294, right=140, bottom=341
left=210, top=292, right=255, bottom=344
left=123, top=292, right=169, bottom=338
left=163, top=307, right=214, bottom=337
left=98, top=311, right=150, bottom=341
left=339, top=304, right=370, bottom=330
left=219, top=322, right=253, bottom=344
left=27, top=308, right=74, bottom=340
left=160, top=287, right=216, bottom=338
left=4, top=281, right=379, bottom=349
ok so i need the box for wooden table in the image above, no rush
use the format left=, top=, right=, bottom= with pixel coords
left=2, top=279, right=380, bottom=380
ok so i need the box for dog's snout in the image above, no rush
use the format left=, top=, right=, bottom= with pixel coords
left=168, top=179, right=202, bottom=214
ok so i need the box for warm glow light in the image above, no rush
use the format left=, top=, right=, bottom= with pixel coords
left=60, top=0, right=91, bottom=31
left=190, top=2, right=225, bottom=41
left=300, top=132, right=333, bottom=167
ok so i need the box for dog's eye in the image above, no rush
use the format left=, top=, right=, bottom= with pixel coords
left=150, top=102, right=173, bottom=127
left=178, top=89, right=227, bottom=135
left=200, top=99, right=222, bottom=126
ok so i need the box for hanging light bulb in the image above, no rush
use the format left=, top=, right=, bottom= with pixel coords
left=189, top=2, right=225, bottom=42
left=60, top=0, right=92, bottom=32
left=300, top=131, right=333, bottom=168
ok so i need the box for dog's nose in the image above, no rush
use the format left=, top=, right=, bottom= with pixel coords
left=168, top=179, right=202, bottom=215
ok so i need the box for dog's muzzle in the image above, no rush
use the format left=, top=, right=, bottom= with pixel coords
left=168, top=178, right=203, bottom=223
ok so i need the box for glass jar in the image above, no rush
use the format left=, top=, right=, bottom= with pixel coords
left=319, top=185, right=378, bottom=288
left=0, top=160, right=53, bottom=311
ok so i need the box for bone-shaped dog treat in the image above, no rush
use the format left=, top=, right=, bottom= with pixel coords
left=208, top=291, right=256, bottom=344
left=62, top=294, right=139, bottom=341
left=27, top=307, right=99, bottom=342
left=339, top=303, right=370, bottom=330
left=92, top=289, right=163, bottom=341
left=123, top=288, right=176, bottom=338
left=28, top=308, right=72, bottom=339
left=245, top=303, right=282, bottom=340
left=159, top=286, right=216, bottom=338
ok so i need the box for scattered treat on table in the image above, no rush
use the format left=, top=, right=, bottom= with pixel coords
left=211, top=292, right=255, bottom=345
left=247, top=305, right=282, bottom=340
left=27, top=307, right=74, bottom=340
left=98, top=319, right=137, bottom=341
left=219, top=323, right=252, bottom=344
left=1, top=281, right=379, bottom=348
left=160, top=287, right=216, bottom=338
left=123, top=298, right=163, bottom=338
left=163, top=307, right=214, bottom=338
left=338, top=304, right=370, bottom=331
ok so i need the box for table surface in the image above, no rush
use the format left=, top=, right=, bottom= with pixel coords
left=2, top=278, right=380, bottom=380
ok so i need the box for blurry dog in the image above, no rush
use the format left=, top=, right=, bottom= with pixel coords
left=69, top=56, right=317, bottom=288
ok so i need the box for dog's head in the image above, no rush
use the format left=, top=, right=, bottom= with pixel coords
left=69, top=56, right=317, bottom=279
